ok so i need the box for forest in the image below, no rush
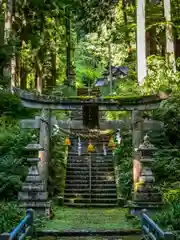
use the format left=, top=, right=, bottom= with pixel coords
left=1, top=0, right=180, bottom=237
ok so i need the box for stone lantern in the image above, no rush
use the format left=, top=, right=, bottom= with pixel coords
left=133, top=134, right=162, bottom=209
left=18, top=143, right=51, bottom=217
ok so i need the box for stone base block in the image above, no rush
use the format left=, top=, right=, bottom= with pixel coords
left=19, top=201, right=51, bottom=218
left=127, top=200, right=163, bottom=216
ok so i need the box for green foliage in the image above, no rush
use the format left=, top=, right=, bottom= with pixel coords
left=48, top=134, right=68, bottom=197
left=0, top=124, right=32, bottom=200
left=114, top=131, right=132, bottom=200
left=0, top=202, right=25, bottom=233
left=0, top=91, right=35, bottom=119
left=163, top=189, right=180, bottom=204
left=0, top=91, right=35, bottom=200
left=143, top=56, right=180, bottom=94
left=153, top=189, right=180, bottom=236
left=153, top=93, right=180, bottom=145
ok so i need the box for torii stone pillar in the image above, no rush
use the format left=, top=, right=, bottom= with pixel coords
left=38, top=109, right=51, bottom=188
left=132, top=110, right=143, bottom=197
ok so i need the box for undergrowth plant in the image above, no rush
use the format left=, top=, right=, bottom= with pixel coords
left=0, top=202, right=25, bottom=233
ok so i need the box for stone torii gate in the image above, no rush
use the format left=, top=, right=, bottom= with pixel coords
left=15, top=87, right=169, bottom=197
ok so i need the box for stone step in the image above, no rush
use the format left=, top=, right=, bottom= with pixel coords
left=67, top=162, right=113, bottom=168
left=66, top=170, right=114, bottom=175
left=67, top=159, right=113, bottom=163
left=64, top=198, right=117, bottom=204
left=66, top=175, right=115, bottom=181
left=65, top=184, right=116, bottom=189
left=65, top=184, right=89, bottom=189
left=68, top=159, right=113, bottom=163
left=68, top=155, right=113, bottom=159
left=91, top=188, right=116, bottom=192
left=92, top=184, right=116, bottom=188
left=70, top=143, right=110, bottom=146
left=67, top=167, right=114, bottom=171
left=64, top=192, right=117, bottom=197
left=65, top=188, right=116, bottom=194
left=68, top=152, right=113, bottom=156
left=67, top=157, right=113, bottom=162
left=65, top=189, right=90, bottom=193
left=92, top=167, right=114, bottom=171
left=64, top=202, right=117, bottom=207
left=66, top=179, right=115, bottom=184
left=64, top=192, right=116, bottom=198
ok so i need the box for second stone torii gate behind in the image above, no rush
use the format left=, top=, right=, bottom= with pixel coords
left=20, top=113, right=164, bottom=190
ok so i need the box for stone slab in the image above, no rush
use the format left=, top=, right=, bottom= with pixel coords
left=26, top=175, right=42, bottom=182
left=21, top=117, right=164, bottom=131
left=22, top=183, right=45, bottom=191
left=19, top=201, right=51, bottom=207
left=18, top=191, right=48, bottom=201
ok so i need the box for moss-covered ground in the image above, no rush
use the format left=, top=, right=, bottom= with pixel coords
left=41, top=207, right=139, bottom=231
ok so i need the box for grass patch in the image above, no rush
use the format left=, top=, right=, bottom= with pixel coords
left=41, top=207, right=138, bottom=231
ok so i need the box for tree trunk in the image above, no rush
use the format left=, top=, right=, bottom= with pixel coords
left=0, top=1, right=4, bottom=46
left=35, top=58, right=43, bottom=94
left=149, top=26, right=157, bottom=55
left=4, top=0, right=16, bottom=92
left=146, top=30, right=151, bottom=56
left=15, top=51, right=20, bottom=87
left=122, top=0, right=131, bottom=56
left=174, top=28, right=180, bottom=59
left=163, top=0, right=176, bottom=72
left=51, top=52, right=56, bottom=88
left=136, top=0, right=146, bottom=85
left=20, top=65, right=27, bottom=89
left=35, top=13, right=45, bottom=94
left=0, top=1, right=5, bottom=81
left=146, top=26, right=157, bottom=56
left=4, top=0, right=13, bottom=90
left=65, top=7, right=71, bottom=86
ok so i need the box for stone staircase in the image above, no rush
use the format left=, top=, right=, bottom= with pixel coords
left=64, top=137, right=117, bottom=207
left=63, top=108, right=117, bottom=207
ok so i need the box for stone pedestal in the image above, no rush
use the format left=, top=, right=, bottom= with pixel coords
left=131, top=135, right=162, bottom=211
left=18, top=144, right=51, bottom=217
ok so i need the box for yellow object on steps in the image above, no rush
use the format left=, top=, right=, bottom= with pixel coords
left=64, top=136, right=71, bottom=146
left=108, top=137, right=116, bottom=149
left=87, top=142, right=94, bottom=153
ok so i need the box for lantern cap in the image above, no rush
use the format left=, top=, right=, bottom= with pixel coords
left=25, top=144, right=44, bottom=151
left=138, top=134, right=156, bottom=150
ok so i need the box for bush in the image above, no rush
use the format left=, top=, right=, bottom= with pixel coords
left=152, top=148, right=180, bottom=186
left=0, top=124, right=33, bottom=200
left=0, top=90, right=35, bottom=119
left=0, top=91, right=36, bottom=200
left=154, top=190, right=180, bottom=234
left=0, top=202, right=25, bottom=233
left=153, top=92, right=180, bottom=146
left=48, top=134, right=68, bottom=197
left=114, top=131, right=132, bottom=200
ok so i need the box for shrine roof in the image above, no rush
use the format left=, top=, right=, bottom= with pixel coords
left=13, top=88, right=170, bottom=111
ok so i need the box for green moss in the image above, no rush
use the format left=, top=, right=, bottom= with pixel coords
left=40, top=207, right=139, bottom=231
left=51, top=92, right=168, bottom=106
